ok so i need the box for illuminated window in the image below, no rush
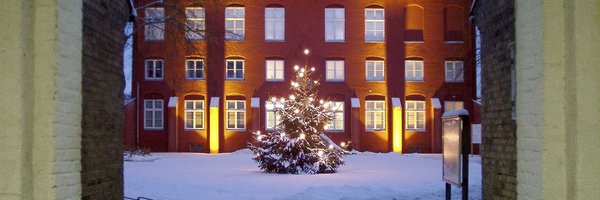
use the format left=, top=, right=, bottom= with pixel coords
left=444, top=101, right=464, bottom=112
left=186, top=59, right=204, bottom=80
left=406, top=101, right=425, bottom=130
left=145, top=7, right=164, bottom=41
left=445, top=61, right=464, bottom=82
left=265, top=7, right=285, bottom=41
left=325, top=8, right=345, bottom=42
left=325, top=101, right=344, bottom=131
left=226, top=100, right=246, bottom=129
left=366, top=60, right=384, bottom=81
left=185, top=7, right=205, bottom=40
left=226, top=59, right=244, bottom=80
left=265, top=101, right=283, bottom=130
left=326, top=60, right=344, bottom=82
left=405, top=60, right=424, bottom=82
left=145, top=59, right=163, bottom=80
left=266, top=60, right=284, bottom=81
left=365, top=101, right=385, bottom=130
left=185, top=100, right=205, bottom=129
left=225, top=7, right=245, bottom=40
left=365, top=8, right=384, bottom=42
left=144, top=99, right=163, bottom=129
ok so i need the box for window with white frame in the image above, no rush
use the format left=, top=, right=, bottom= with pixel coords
left=325, top=8, right=345, bottom=42
left=326, top=60, right=344, bottom=81
left=405, top=60, right=424, bottom=81
left=145, top=7, right=165, bottom=41
left=265, top=101, right=283, bottom=130
left=365, top=101, right=385, bottom=130
left=406, top=100, right=425, bottom=130
left=265, top=7, right=285, bottom=41
left=445, top=61, right=464, bottom=82
left=226, top=59, right=244, bottom=80
left=145, top=59, right=164, bottom=80
left=186, top=59, right=204, bottom=79
left=366, top=60, right=385, bottom=81
left=184, top=100, right=204, bottom=129
left=444, top=101, right=464, bottom=112
left=226, top=100, right=246, bottom=129
left=266, top=60, right=284, bottom=81
left=325, top=101, right=344, bottom=131
left=144, top=99, right=163, bottom=129
left=365, top=8, right=384, bottom=42
left=225, top=7, right=245, bottom=40
left=185, top=7, right=205, bottom=40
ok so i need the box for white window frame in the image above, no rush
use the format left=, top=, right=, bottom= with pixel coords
left=366, top=60, right=385, bottom=81
left=185, top=7, right=205, bottom=40
left=326, top=60, right=345, bottom=82
left=225, top=59, right=244, bottom=80
left=365, top=8, right=385, bottom=42
left=406, top=100, right=426, bottom=131
left=266, top=60, right=284, bottom=81
left=365, top=100, right=385, bottom=131
left=325, top=101, right=345, bottom=131
left=445, top=61, right=464, bottom=82
left=444, top=101, right=464, bottom=112
left=325, top=8, right=345, bottom=42
left=265, top=7, right=285, bottom=41
left=184, top=100, right=205, bottom=129
left=225, top=7, right=245, bottom=40
left=405, top=60, right=424, bottom=82
left=265, top=101, right=284, bottom=130
left=145, top=59, right=164, bottom=80
left=145, top=7, right=165, bottom=41
left=226, top=100, right=246, bottom=130
left=186, top=59, right=204, bottom=80
left=144, top=99, right=164, bottom=129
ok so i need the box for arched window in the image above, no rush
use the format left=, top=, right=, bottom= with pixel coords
left=325, top=5, right=345, bottom=42
left=444, top=6, right=464, bottom=42
left=365, top=5, right=385, bottom=42
left=184, top=95, right=205, bottom=129
left=226, top=95, right=246, bottom=130
left=225, top=5, right=245, bottom=40
left=265, top=5, right=285, bottom=41
left=405, top=5, right=424, bottom=41
left=405, top=95, right=426, bottom=131
left=365, top=95, right=385, bottom=131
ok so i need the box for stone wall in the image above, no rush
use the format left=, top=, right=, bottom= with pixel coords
left=471, top=1, right=517, bottom=199
left=81, top=0, right=129, bottom=199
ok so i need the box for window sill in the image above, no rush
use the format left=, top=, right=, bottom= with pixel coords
left=324, top=130, right=345, bottom=133
left=365, top=41, right=385, bottom=43
left=226, top=129, right=247, bottom=132
left=266, top=80, right=285, bottom=82
left=145, top=79, right=164, bottom=81
left=366, top=80, right=386, bottom=82
left=225, top=79, right=245, bottom=81
left=365, top=129, right=386, bottom=132
left=405, top=129, right=426, bottom=133
left=444, top=41, right=464, bottom=44
left=186, top=78, right=205, bottom=81
left=265, top=40, right=285, bottom=42
left=185, top=128, right=205, bottom=131
left=325, top=40, right=345, bottom=43
left=325, top=80, right=345, bottom=83
left=144, top=39, right=164, bottom=42
left=144, top=128, right=164, bottom=131
left=406, top=80, right=424, bottom=83
left=445, top=81, right=464, bottom=83
left=404, top=41, right=425, bottom=44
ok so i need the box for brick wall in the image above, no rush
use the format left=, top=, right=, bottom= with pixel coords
left=81, top=0, right=129, bottom=199
left=472, top=1, right=517, bottom=199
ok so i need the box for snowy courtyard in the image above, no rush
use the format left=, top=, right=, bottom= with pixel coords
left=125, top=150, right=481, bottom=200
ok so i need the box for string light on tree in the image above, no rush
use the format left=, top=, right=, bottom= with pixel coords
left=248, top=48, right=345, bottom=174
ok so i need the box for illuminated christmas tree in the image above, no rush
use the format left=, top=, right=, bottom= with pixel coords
left=248, top=50, right=345, bottom=174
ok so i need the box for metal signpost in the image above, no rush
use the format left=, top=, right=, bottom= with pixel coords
left=442, top=109, right=470, bottom=200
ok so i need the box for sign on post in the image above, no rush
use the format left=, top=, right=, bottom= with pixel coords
left=442, top=109, right=470, bottom=200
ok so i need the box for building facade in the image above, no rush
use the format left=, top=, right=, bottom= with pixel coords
left=128, top=0, right=476, bottom=153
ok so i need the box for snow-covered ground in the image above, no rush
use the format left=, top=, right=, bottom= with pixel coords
left=125, top=150, right=481, bottom=200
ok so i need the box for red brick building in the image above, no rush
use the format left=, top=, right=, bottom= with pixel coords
left=126, top=0, right=476, bottom=153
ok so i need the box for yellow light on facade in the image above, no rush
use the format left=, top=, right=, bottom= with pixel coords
left=209, top=106, right=219, bottom=154
left=392, top=107, right=403, bottom=153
